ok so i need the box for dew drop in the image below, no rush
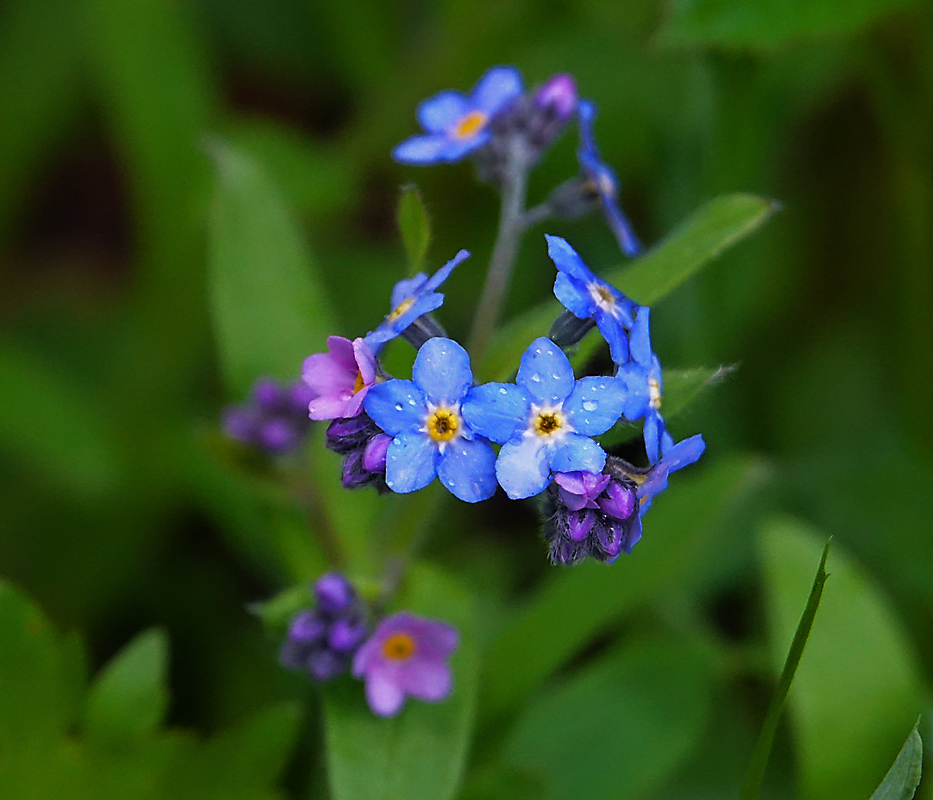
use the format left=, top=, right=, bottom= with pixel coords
left=499, top=387, right=508, bottom=395
left=531, top=374, right=541, bottom=382
left=395, top=402, right=404, bottom=411
left=583, top=400, right=598, bottom=412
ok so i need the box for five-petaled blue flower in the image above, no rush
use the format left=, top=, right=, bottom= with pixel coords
left=578, top=100, right=642, bottom=257
left=546, top=234, right=651, bottom=366
left=393, top=66, right=524, bottom=165
left=362, top=337, right=497, bottom=503
left=637, top=433, right=705, bottom=513
left=462, top=337, right=626, bottom=500
left=365, top=250, right=469, bottom=349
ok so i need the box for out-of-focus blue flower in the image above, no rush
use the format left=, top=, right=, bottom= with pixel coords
left=577, top=100, right=641, bottom=257
left=393, top=67, right=523, bottom=165
left=546, top=235, right=650, bottom=366
left=352, top=612, right=458, bottom=718
left=637, top=433, right=705, bottom=513
left=365, top=250, right=469, bottom=349
left=462, top=337, right=626, bottom=500
left=222, top=378, right=315, bottom=455
left=543, top=471, right=641, bottom=564
left=363, top=337, right=497, bottom=503
left=280, top=573, right=369, bottom=682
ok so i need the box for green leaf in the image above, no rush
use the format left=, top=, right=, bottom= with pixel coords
left=600, top=364, right=735, bottom=447
left=741, top=538, right=831, bottom=800
left=870, top=722, right=923, bottom=800
left=504, top=637, right=715, bottom=800
left=482, top=194, right=776, bottom=381
left=480, top=455, right=767, bottom=721
left=84, top=629, right=169, bottom=746
left=207, top=139, right=336, bottom=396
left=760, top=518, right=924, bottom=800
left=0, top=581, right=77, bottom=746
left=657, top=0, right=923, bottom=50
left=397, top=184, right=431, bottom=273
left=324, top=564, right=478, bottom=800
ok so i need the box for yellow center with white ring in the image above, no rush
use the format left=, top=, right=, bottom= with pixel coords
left=588, top=282, right=619, bottom=317
left=423, top=404, right=461, bottom=453
left=528, top=404, right=570, bottom=442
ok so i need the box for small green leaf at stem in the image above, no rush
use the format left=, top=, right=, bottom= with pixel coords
left=869, top=721, right=923, bottom=800
left=397, top=184, right=431, bottom=274
left=741, top=538, right=831, bottom=800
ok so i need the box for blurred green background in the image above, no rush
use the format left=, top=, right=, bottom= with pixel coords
left=1, top=0, right=932, bottom=798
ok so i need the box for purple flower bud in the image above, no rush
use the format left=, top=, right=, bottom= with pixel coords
left=363, top=433, right=391, bottom=472
left=535, top=74, right=577, bottom=120
left=598, top=481, right=635, bottom=520
left=329, top=618, right=368, bottom=653
left=222, top=377, right=314, bottom=456
left=315, top=572, right=355, bottom=615
left=568, top=510, right=596, bottom=542
left=288, top=611, right=326, bottom=643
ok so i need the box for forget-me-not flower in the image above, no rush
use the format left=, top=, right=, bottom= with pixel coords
left=365, top=250, right=469, bottom=349
left=303, top=336, right=378, bottom=420
left=546, top=235, right=650, bottom=366
left=393, top=66, right=523, bottom=165
left=363, top=337, right=497, bottom=503
left=637, top=433, right=705, bottom=513
left=577, top=100, right=642, bottom=257
left=462, top=337, right=626, bottom=500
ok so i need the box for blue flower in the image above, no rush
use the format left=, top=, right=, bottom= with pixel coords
left=546, top=234, right=651, bottom=366
left=462, top=337, right=626, bottom=500
left=577, top=100, right=641, bottom=257
left=393, top=66, right=524, bottom=165
left=365, top=250, right=469, bottom=349
left=362, top=337, right=497, bottom=503
left=637, top=433, right=705, bottom=513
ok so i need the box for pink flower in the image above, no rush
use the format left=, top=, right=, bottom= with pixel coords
left=303, top=336, right=377, bottom=421
left=352, top=612, right=459, bottom=717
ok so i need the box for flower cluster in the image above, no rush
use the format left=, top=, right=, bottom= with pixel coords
left=222, top=378, right=315, bottom=455
left=280, top=573, right=458, bottom=718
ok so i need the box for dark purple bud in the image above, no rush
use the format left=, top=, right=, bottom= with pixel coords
left=535, top=74, right=577, bottom=120
left=326, top=414, right=376, bottom=455
left=253, top=378, right=282, bottom=411
left=568, top=510, right=596, bottom=542
left=259, top=419, right=297, bottom=454
left=329, top=618, right=368, bottom=653
left=598, top=481, right=636, bottom=520
left=363, top=433, right=391, bottom=472
left=288, top=610, right=326, bottom=643
left=314, top=572, right=355, bottom=615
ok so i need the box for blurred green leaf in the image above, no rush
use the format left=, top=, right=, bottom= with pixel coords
left=483, top=194, right=776, bottom=381
left=84, top=629, right=169, bottom=745
left=0, top=582, right=77, bottom=746
left=657, top=0, right=923, bottom=50
left=207, top=139, right=336, bottom=396
left=481, top=455, right=767, bottom=722
left=0, top=344, right=120, bottom=498
left=761, top=518, right=924, bottom=800
left=504, top=637, right=715, bottom=800
left=324, top=563, right=478, bottom=800
left=397, top=184, right=431, bottom=273
left=742, top=538, right=831, bottom=800
left=869, top=722, right=923, bottom=800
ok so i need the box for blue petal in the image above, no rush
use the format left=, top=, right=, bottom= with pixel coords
left=393, top=134, right=459, bottom=165
left=516, top=337, right=575, bottom=406
left=461, top=383, right=530, bottom=444
left=554, top=272, right=595, bottom=319
left=545, top=234, right=595, bottom=284
left=643, top=409, right=664, bottom=464
left=577, top=99, right=600, bottom=160
left=385, top=431, right=438, bottom=494
left=495, top=435, right=550, bottom=500
left=596, top=312, right=630, bottom=365
left=436, top=437, right=497, bottom=502
left=382, top=292, right=445, bottom=340
left=412, top=337, right=473, bottom=405
left=629, top=307, right=652, bottom=365
left=616, top=362, right=651, bottom=420
left=547, top=433, right=606, bottom=474
left=471, top=65, right=523, bottom=115
left=563, top=376, right=626, bottom=435
left=603, top=193, right=642, bottom=257
left=439, top=132, right=492, bottom=161
left=424, top=249, right=469, bottom=292
left=391, top=273, right=427, bottom=309
left=417, top=91, right=468, bottom=133
left=363, top=380, right=425, bottom=436
left=666, top=433, right=705, bottom=472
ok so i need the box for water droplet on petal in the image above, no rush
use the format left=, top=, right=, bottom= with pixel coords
left=531, top=374, right=541, bottom=383
left=395, top=402, right=403, bottom=411
left=499, top=387, right=508, bottom=395
left=583, top=400, right=598, bottom=412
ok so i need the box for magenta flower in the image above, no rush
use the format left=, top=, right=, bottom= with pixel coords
left=302, top=336, right=378, bottom=421
left=352, top=612, right=459, bottom=718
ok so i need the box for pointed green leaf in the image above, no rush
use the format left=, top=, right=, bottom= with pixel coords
left=869, top=722, right=923, bottom=800
left=207, top=139, right=336, bottom=396
left=761, top=518, right=924, bottom=800
left=504, top=637, right=715, bottom=800
left=84, top=629, right=169, bottom=745
left=324, top=564, right=478, bottom=800
left=397, top=184, right=431, bottom=273
left=481, top=456, right=767, bottom=721
left=482, top=194, right=775, bottom=381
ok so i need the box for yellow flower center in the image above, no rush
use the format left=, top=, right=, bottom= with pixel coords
left=382, top=633, right=416, bottom=661
left=534, top=411, right=564, bottom=437
left=388, top=297, right=415, bottom=322
left=649, top=376, right=662, bottom=410
left=353, top=371, right=366, bottom=394
left=426, top=407, right=460, bottom=442
left=453, top=110, right=488, bottom=139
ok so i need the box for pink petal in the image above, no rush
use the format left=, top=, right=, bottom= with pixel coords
left=327, top=336, right=358, bottom=372
left=302, top=352, right=354, bottom=397
left=308, top=392, right=354, bottom=421
left=365, top=671, right=406, bottom=717
left=400, top=658, right=452, bottom=702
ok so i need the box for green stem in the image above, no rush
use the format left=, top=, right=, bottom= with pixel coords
left=468, top=143, right=530, bottom=361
